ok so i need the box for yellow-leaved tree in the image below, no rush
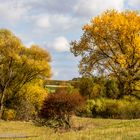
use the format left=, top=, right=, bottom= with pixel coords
left=71, top=10, right=140, bottom=99
left=0, top=29, right=51, bottom=118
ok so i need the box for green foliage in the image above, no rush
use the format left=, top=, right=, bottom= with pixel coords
left=91, top=98, right=140, bottom=119
left=73, top=76, right=110, bottom=99
left=78, top=77, right=95, bottom=99
left=67, top=84, right=79, bottom=94
left=105, top=79, right=120, bottom=99
left=76, top=77, right=105, bottom=99
left=80, top=100, right=96, bottom=117
left=79, top=97, right=140, bottom=119
left=92, top=98, right=119, bottom=118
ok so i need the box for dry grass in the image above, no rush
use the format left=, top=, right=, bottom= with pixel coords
left=0, top=116, right=140, bottom=140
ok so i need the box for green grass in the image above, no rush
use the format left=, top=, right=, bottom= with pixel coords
left=0, top=117, right=140, bottom=140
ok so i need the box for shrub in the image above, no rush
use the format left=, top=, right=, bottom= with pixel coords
left=39, top=92, right=84, bottom=129
left=80, top=98, right=140, bottom=119
left=91, top=98, right=140, bottom=119
left=14, top=97, right=35, bottom=121
left=5, top=81, right=48, bottom=121
left=78, top=100, right=96, bottom=117
left=2, top=109, right=16, bottom=120
left=119, top=100, right=140, bottom=119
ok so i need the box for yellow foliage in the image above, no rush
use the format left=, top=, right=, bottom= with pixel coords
left=71, top=10, right=140, bottom=96
left=0, top=29, right=52, bottom=118
left=2, top=109, right=16, bottom=121
left=20, top=80, right=48, bottom=111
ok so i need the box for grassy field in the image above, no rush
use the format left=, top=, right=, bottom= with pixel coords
left=0, top=117, right=140, bottom=140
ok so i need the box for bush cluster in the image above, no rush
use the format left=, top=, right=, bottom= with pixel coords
left=81, top=98, right=140, bottom=119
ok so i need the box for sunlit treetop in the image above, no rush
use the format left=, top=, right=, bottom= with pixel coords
left=71, top=10, right=140, bottom=98
left=71, top=10, right=140, bottom=74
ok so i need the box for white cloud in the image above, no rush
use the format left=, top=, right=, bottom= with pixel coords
left=0, top=0, right=30, bottom=22
left=35, top=15, right=50, bottom=28
left=32, top=14, right=78, bottom=32
left=50, top=14, right=76, bottom=30
left=49, top=36, right=69, bottom=52
left=74, top=0, right=124, bottom=17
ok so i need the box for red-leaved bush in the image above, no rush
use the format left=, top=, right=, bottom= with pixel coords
left=39, top=92, right=84, bottom=128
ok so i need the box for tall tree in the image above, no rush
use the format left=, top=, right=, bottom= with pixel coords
left=71, top=10, right=140, bottom=99
left=0, top=29, right=51, bottom=118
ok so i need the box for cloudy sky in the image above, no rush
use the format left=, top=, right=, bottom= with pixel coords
left=0, top=0, right=139, bottom=80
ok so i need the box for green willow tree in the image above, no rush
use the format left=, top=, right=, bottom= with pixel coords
left=0, top=29, right=51, bottom=118
left=71, top=10, right=140, bottom=99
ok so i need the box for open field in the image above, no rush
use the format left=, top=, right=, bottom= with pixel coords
left=0, top=117, right=140, bottom=140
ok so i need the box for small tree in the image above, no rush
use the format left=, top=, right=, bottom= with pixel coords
left=39, top=92, right=84, bottom=129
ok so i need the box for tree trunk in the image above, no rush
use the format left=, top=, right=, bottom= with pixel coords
left=0, top=91, right=5, bottom=119
left=117, top=82, right=125, bottom=99
left=0, top=68, right=12, bottom=119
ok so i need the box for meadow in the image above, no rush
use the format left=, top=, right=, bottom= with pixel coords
left=0, top=117, right=140, bottom=140
left=0, top=10, right=140, bottom=140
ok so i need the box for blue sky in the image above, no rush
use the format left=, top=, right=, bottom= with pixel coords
left=0, top=0, right=139, bottom=80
